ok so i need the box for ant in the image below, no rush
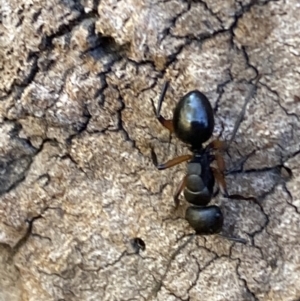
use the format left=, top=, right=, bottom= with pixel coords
left=151, top=80, right=260, bottom=243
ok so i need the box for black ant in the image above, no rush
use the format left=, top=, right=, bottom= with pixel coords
left=151, top=80, right=260, bottom=243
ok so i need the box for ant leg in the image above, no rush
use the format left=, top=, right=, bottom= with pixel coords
left=208, top=139, right=226, bottom=151
left=209, top=133, right=262, bottom=210
left=157, top=116, right=174, bottom=133
left=215, top=152, right=226, bottom=173
left=212, top=167, right=262, bottom=209
left=211, top=134, right=253, bottom=206
left=212, top=161, right=262, bottom=211
left=156, top=81, right=169, bottom=117
left=212, top=167, right=229, bottom=197
left=209, top=137, right=231, bottom=196
left=173, top=175, right=187, bottom=208
left=152, top=81, right=174, bottom=133
left=217, top=119, right=225, bottom=139
left=151, top=147, right=192, bottom=170
left=213, top=187, right=220, bottom=198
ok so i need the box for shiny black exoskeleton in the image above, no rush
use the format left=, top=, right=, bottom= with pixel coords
left=173, top=90, right=214, bottom=148
left=184, top=155, right=223, bottom=235
left=152, top=82, right=226, bottom=236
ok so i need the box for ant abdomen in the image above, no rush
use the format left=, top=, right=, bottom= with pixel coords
left=185, top=205, right=223, bottom=235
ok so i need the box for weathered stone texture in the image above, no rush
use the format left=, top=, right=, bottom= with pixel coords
left=0, top=0, right=300, bottom=300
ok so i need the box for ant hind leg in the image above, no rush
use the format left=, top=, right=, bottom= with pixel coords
left=173, top=175, right=187, bottom=208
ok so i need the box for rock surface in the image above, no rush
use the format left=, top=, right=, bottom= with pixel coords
left=1, top=0, right=300, bottom=300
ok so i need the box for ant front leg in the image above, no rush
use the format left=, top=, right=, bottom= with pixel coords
left=157, top=116, right=174, bottom=133
left=152, top=81, right=174, bottom=133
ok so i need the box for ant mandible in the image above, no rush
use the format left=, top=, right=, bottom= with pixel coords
left=151, top=81, right=260, bottom=242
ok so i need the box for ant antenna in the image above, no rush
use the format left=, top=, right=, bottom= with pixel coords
left=227, top=75, right=261, bottom=149
left=156, top=81, right=169, bottom=118
left=218, top=233, right=247, bottom=244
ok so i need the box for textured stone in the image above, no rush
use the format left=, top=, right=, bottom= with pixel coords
left=0, top=0, right=300, bottom=300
